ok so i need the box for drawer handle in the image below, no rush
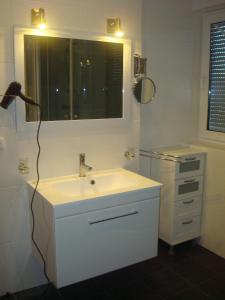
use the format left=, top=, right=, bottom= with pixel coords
left=185, top=157, right=197, bottom=161
left=183, top=199, right=194, bottom=204
left=182, top=220, right=193, bottom=225
left=183, top=179, right=195, bottom=183
left=88, top=211, right=139, bottom=225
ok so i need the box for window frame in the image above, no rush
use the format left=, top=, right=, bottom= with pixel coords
left=199, top=10, right=225, bottom=143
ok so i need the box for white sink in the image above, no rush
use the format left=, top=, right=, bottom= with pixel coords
left=27, top=168, right=162, bottom=288
left=53, top=170, right=143, bottom=196
left=28, top=168, right=161, bottom=209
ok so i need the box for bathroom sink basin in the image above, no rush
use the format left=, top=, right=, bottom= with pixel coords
left=53, top=170, right=142, bottom=196
left=28, top=168, right=162, bottom=217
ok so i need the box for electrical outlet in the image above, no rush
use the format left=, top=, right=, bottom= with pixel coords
left=18, top=158, right=29, bottom=174
left=0, top=137, right=6, bottom=150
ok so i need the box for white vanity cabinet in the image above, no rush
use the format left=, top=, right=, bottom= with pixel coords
left=54, top=197, right=159, bottom=287
left=150, top=146, right=206, bottom=250
left=29, top=169, right=161, bottom=288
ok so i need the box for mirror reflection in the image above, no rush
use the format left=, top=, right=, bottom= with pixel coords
left=133, top=77, right=156, bottom=104
left=24, top=35, right=123, bottom=121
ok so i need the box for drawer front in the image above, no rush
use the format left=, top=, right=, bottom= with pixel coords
left=174, top=216, right=201, bottom=239
left=175, top=176, right=203, bottom=200
left=55, top=198, right=160, bottom=287
left=175, top=154, right=205, bottom=179
left=175, top=196, right=202, bottom=217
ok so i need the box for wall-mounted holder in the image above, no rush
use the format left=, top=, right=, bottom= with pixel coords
left=134, top=54, right=147, bottom=78
left=124, top=149, right=136, bottom=160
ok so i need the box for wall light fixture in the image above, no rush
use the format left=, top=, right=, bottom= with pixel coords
left=31, top=8, right=46, bottom=30
left=107, top=18, right=124, bottom=37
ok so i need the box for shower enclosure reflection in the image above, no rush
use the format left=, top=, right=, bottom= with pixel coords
left=24, top=35, right=123, bottom=121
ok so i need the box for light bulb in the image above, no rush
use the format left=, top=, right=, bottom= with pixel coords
left=115, top=31, right=124, bottom=37
left=38, top=23, right=46, bottom=30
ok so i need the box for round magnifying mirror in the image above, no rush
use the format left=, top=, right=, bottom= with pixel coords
left=133, top=77, right=156, bottom=104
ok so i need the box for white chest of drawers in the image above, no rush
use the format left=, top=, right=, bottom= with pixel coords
left=150, top=145, right=206, bottom=252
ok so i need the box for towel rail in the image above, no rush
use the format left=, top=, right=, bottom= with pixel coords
left=140, top=149, right=183, bottom=163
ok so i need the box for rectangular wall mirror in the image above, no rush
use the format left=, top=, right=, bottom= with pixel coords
left=24, top=35, right=123, bottom=122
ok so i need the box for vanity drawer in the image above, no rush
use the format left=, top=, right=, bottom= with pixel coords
left=174, top=216, right=201, bottom=240
left=54, top=197, right=160, bottom=287
left=175, top=176, right=203, bottom=200
left=175, top=153, right=205, bottom=179
left=175, top=196, right=202, bottom=217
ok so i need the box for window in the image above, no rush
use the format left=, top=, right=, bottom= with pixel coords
left=208, top=21, right=225, bottom=132
left=200, top=10, right=225, bottom=142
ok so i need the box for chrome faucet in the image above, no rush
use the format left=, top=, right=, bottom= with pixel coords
left=79, top=153, right=93, bottom=177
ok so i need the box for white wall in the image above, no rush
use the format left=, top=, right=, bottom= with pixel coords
left=192, top=0, right=225, bottom=10
left=141, top=0, right=225, bottom=259
left=200, top=146, right=225, bottom=258
left=192, top=0, right=225, bottom=258
left=0, top=0, right=142, bottom=295
left=141, top=0, right=197, bottom=150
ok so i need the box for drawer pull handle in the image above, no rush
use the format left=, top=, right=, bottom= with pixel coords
left=183, top=200, right=194, bottom=204
left=182, top=220, right=193, bottom=225
left=184, top=179, right=195, bottom=183
left=88, top=211, right=139, bottom=225
left=185, top=157, right=197, bottom=161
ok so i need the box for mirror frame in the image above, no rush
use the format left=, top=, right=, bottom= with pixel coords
left=14, top=27, right=132, bottom=135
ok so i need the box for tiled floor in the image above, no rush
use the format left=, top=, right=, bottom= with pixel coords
left=2, top=240, right=225, bottom=300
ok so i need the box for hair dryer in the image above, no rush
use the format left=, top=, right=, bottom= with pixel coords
left=0, top=81, right=39, bottom=109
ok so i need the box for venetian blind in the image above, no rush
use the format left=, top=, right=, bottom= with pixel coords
left=208, top=21, right=225, bottom=132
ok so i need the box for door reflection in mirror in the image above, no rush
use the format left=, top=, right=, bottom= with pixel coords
left=24, top=35, right=123, bottom=121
